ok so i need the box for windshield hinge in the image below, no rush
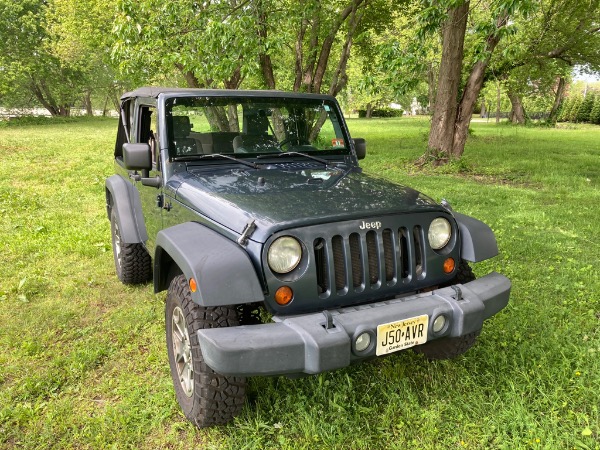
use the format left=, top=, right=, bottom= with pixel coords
left=237, top=219, right=257, bottom=247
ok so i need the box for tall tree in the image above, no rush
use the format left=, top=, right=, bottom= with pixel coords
left=113, top=0, right=260, bottom=89
left=47, top=0, right=124, bottom=114
left=0, top=0, right=82, bottom=115
left=487, top=0, right=600, bottom=124
left=113, top=0, right=370, bottom=95
left=423, top=0, right=531, bottom=163
left=426, top=1, right=470, bottom=163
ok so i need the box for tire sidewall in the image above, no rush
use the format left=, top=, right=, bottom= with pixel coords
left=165, top=279, right=198, bottom=417
left=110, top=209, right=123, bottom=280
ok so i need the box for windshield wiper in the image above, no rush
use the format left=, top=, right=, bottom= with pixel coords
left=172, top=153, right=261, bottom=169
left=257, top=151, right=329, bottom=166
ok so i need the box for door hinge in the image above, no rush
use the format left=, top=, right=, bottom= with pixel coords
left=156, top=194, right=172, bottom=212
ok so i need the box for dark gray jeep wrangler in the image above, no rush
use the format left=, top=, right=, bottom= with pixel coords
left=106, top=87, right=510, bottom=428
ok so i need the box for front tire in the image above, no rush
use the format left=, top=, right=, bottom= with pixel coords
left=165, top=275, right=246, bottom=427
left=414, top=260, right=480, bottom=360
left=110, top=209, right=152, bottom=284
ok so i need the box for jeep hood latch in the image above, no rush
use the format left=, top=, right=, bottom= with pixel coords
left=237, top=219, right=257, bottom=247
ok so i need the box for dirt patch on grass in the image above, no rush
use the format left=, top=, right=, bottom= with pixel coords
left=0, top=144, right=30, bottom=153
left=456, top=172, right=541, bottom=188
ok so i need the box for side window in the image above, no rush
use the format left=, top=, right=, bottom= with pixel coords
left=138, top=105, right=158, bottom=167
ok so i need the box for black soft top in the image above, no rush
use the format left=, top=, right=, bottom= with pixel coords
left=120, top=87, right=335, bottom=101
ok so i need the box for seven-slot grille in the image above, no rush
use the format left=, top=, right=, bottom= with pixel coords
left=313, top=226, right=425, bottom=298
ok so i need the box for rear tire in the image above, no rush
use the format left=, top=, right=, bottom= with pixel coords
left=166, top=275, right=246, bottom=428
left=414, top=260, right=479, bottom=360
left=110, top=209, right=152, bottom=284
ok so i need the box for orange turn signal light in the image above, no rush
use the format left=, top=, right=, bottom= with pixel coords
left=274, top=286, right=293, bottom=305
left=443, top=257, right=456, bottom=274
left=189, top=278, right=198, bottom=293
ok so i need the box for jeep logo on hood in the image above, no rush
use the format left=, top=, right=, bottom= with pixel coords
left=359, top=220, right=382, bottom=230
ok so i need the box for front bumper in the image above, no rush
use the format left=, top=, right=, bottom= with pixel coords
left=198, top=272, right=511, bottom=376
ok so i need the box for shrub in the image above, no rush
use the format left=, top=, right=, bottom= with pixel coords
left=358, top=108, right=403, bottom=118
left=568, top=97, right=583, bottom=122
left=576, top=93, right=595, bottom=123
left=590, top=96, right=600, bottom=125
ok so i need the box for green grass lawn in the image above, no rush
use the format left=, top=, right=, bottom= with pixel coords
left=0, top=116, right=599, bottom=449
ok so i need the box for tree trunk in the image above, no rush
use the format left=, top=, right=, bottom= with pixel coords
left=58, top=105, right=70, bottom=117
left=312, top=0, right=364, bottom=94
left=255, top=0, right=277, bottom=89
left=426, top=1, right=470, bottom=164
left=548, top=76, right=566, bottom=123
left=102, top=94, right=109, bottom=117
left=292, top=0, right=365, bottom=94
left=480, top=101, right=487, bottom=118
left=175, top=64, right=201, bottom=88
left=328, top=3, right=362, bottom=96
left=451, top=12, right=509, bottom=157
left=84, top=91, right=93, bottom=116
left=507, top=92, right=526, bottom=124
left=496, top=82, right=501, bottom=124
left=366, top=103, right=373, bottom=118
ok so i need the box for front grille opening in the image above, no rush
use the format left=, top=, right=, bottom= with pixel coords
left=382, top=229, right=395, bottom=282
left=413, top=226, right=424, bottom=279
left=332, top=235, right=347, bottom=291
left=314, top=238, right=328, bottom=294
left=399, top=227, right=409, bottom=279
left=349, top=233, right=363, bottom=287
left=366, top=230, right=380, bottom=285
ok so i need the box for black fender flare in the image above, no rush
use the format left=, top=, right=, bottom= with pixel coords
left=105, top=175, right=148, bottom=244
left=154, top=222, right=264, bottom=306
left=454, top=212, right=499, bottom=262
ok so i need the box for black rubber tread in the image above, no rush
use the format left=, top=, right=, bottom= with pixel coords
left=414, top=329, right=481, bottom=360
left=110, top=209, right=152, bottom=284
left=414, top=260, right=479, bottom=360
left=166, top=275, right=246, bottom=428
left=236, top=303, right=263, bottom=325
left=448, top=260, right=476, bottom=285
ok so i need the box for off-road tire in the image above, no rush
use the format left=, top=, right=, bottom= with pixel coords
left=110, top=209, right=152, bottom=284
left=166, top=275, right=246, bottom=428
left=448, top=259, right=476, bottom=285
left=414, top=329, right=481, bottom=360
left=236, top=303, right=263, bottom=325
left=414, top=260, right=479, bottom=360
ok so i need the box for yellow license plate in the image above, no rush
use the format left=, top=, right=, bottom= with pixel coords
left=376, top=315, right=429, bottom=356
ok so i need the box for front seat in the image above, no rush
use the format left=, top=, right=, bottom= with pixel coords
left=172, top=116, right=198, bottom=155
left=233, top=111, right=278, bottom=153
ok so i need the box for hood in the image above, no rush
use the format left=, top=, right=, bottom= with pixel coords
left=171, top=163, right=442, bottom=242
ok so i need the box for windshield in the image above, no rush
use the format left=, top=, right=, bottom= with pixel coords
left=165, top=96, right=349, bottom=158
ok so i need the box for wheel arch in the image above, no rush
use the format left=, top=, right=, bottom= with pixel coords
left=105, top=175, right=148, bottom=244
left=154, top=222, right=265, bottom=307
left=454, top=212, right=498, bottom=262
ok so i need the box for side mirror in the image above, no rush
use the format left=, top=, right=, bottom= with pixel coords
left=353, top=138, right=367, bottom=160
left=123, top=143, right=152, bottom=170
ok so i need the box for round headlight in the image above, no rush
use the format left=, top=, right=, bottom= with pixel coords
left=428, top=217, right=452, bottom=250
left=268, top=236, right=302, bottom=274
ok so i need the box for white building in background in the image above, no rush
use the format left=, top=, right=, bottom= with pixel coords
left=0, top=107, right=118, bottom=118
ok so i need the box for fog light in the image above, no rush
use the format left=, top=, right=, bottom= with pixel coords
left=433, top=315, right=446, bottom=333
left=355, top=332, right=371, bottom=352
